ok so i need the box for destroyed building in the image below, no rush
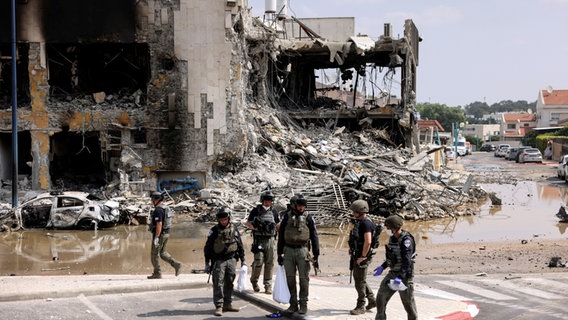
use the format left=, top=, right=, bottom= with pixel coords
left=0, top=0, right=420, bottom=198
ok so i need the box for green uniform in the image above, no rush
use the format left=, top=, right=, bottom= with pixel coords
left=247, top=205, right=279, bottom=291
left=349, top=218, right=376, bottom=308
left=277, top=209, right=319, bottom=312
left=149, top=204, right=180, bottom=277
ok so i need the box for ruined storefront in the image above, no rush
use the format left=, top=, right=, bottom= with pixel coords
left=0, top=0, right=420, bottom=197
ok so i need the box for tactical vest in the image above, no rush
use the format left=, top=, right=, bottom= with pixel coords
left=157, top=204, right=173, bottom=230
left=349, top=218, right=377, bottom=256
left=254, top=206, right=277, bottom=237
left=213, top=224, right=238, bottom=255
left=284, top=212, right=310, bottom=246
left=385, top=231, right=415, bottom=275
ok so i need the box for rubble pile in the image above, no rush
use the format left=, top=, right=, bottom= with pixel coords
left=0, top=106, right=490, bottom=232
left=194, top=104, right=489, bottom=227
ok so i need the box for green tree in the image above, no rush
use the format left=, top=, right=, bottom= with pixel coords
left=417, top=103, right=466, bottom=132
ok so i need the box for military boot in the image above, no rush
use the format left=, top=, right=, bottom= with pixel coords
left=251, top=281, right=260, bottom=292
left=366, top=298, right=376, bottom=310
left=147, top=273, right=161, bottom=279
left=284, top=304, right=298, bottom=314
left=298, top=303, right=308, bottom=314
left=350, top=301, right=366, bottom=315
left=222, top=304, right=240, bottom=312
left=214, top=306, right=222, bottom=316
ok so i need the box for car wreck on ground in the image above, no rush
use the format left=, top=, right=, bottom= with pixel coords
left=0, top=191, right=121, bottom=231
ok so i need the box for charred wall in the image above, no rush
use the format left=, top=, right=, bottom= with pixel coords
left=1, top=0, right=254, bottom=194
left=0, top=0, right=137, bottom=43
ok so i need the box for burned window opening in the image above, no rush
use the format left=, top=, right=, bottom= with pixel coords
left=50, top=131, right=106, bottom=189
left=132, top=128, right=147, bottom=144
left=46, top=43, right=150, bottom=103
left=0, top=131, right=32, bottom=180
left=0, top=43, right=30, bottom=109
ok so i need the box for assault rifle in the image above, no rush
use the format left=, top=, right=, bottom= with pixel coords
left=349, top=254, right=355, bottom=284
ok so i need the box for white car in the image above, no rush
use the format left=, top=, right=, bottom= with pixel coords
left=558, top=155, right=568, bottom=179
left=518, top=148, right=543, bottom=164
left=494, top=144, right=510, bottom=157
left=13, top=191, right=121, bottom=230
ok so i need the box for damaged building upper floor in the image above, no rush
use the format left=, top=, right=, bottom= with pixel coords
left=0, top=0, right=420, bottom=198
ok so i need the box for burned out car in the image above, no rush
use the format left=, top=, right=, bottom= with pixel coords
left=12, top=191, right=121, bottom=230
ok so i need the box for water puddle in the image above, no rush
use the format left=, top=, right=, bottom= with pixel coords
left=1, top=180, right=566, bottom=276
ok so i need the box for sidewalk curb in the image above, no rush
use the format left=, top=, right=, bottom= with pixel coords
left=429, top=301, right=479, bottom=320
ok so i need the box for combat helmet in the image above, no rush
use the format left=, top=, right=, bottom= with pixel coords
left=150, top=191, right=164, bottom=201
left=260, top=191, right=275, bottom=202
left=216, top=207, right=231, bottom=219
left=350, top=199, right=369, bottom=214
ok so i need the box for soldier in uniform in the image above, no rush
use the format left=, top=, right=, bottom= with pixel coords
left=147, top=191, right=181, bottom=279
left=374, top=215, right=417, bottom=320
left=277, top=194, right=320, bottom=315
left=246, top=191, right=280, bottom=294
left=348, top=199, right=378, bottom=315
left=204, top=207, right=246, bottom=317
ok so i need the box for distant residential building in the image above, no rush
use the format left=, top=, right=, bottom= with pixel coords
left=500, top=113, right=537, bottom=144
left=481, top=113, right=503, bottom=122
left=462, top=124, right=500, bottom=142
left=536, top=89, right=568, bottom=127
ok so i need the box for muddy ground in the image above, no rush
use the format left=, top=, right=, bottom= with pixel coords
left=317, top=156, right=568, bottom=277
left=317, top=238, right=568, bottom=277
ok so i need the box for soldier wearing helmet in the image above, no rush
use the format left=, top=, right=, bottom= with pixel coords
left=374, top=214, right=417, bottom=320
left=204, top=207, right=246, bottom=316
left=147, top=191, right=181, bottom=279
left=246, top=190, right=280, bottom=294
left=348, top=199, right=379, bottom=315
left=277, top=194, right=319, bottom=315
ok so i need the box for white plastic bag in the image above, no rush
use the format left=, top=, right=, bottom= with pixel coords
left=388, top=278, right=407, bottom=291
left=272, top=265, right=291, bottom=304
left=237, top=265, right=248, bottom=292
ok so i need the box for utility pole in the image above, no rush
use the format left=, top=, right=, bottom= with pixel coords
left=11, top=0, right=19, bottom=207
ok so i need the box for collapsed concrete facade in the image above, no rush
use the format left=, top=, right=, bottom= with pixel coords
left=0, top=0, right=419, bottom=195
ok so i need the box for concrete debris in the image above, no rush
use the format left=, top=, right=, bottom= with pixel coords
left=0, top=102, right=490, bottom=230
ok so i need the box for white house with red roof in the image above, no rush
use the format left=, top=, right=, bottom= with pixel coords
left=500, top=113, right=537, bottom=144
left=536, top=89, right=568, bottom=127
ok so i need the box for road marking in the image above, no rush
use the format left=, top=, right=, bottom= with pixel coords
left=437, top=280, right=518, bottom=301
left=521, top=278, right=568, bottom=295
left=419, top=287, right=471, bottom=301
left=478, top=278, right=564, bottom=300
left=78, top=293, right=113, bottom=320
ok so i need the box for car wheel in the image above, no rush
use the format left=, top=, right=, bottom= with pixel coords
left=77, top=219, right=95, bottom=230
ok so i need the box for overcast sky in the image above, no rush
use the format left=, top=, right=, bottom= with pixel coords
left=247, top=0, right=568, bottom=107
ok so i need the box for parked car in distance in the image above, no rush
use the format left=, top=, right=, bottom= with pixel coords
left=515, top=146, right=531, bottom=163
left=558, top=155, right=568, bottom=179
left=480, top=144, right=496, bottom=152
left=518, top=148, right=543, bottom=163
left=445, top=146, right=456, bottom=161
left=14, top=191, right=121, bottom=230
left=495, top=144, right=510, bottom=157
left=505, top=147, right=518, bottom=161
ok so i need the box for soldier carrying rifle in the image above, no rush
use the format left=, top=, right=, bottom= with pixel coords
left=348, top=200, right=382, bottom=315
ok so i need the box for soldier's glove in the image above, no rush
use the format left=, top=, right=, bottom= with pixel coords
left=277, top=255, right=284, bottom=266
left=153, top=237, right=159, bottom=248
left=373, top=265, right=384, bottom=276
left=205, top=262, right=211, bottom=274
left=313, top=259, right=319, bottom=270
